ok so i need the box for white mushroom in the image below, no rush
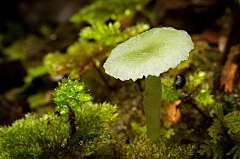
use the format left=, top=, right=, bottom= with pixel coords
left=104, top=27, right=194, bottom=142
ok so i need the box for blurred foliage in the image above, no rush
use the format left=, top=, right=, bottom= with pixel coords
left=44, top=39, right=106, bottom=78
left=221, top=89, right=240, bottom=114
left=70, top=0, right=152, bottom=24
left=27, top=91, right=52, bottom=109
left=44, top=22, right=149, bottom=78
left=24, top=65, right=47, bottom=85
left=80, top=21, right=149, bottom=46
left=176, top=40, right=219, bottom=72
left=4, top=35, right=47, bottom=67
left=3, top=24, right=78, bottom=69
left=131, top=122, right=147, bottom=136
left=0, top=34, right=3, bottom=52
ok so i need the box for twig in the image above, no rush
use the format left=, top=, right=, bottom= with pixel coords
left=192, top=103, right=212, bottom=122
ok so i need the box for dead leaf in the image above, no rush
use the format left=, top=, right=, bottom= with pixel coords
left=202, top=27, right=220, bottom=44
left=220, top=44, right=240, bottom=93
left=167, top=100, right=181, bottom=124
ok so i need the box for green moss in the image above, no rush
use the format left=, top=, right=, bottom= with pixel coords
left=70, top=0, right=152, bottom=24
left=198, top=104, right=240, bottom=158
left=0, top=78, right=118, bottom=158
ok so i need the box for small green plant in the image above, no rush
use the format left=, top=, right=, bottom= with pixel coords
left=99, top=135, right=196, bottom=159
left=187, top=71, right=215, bottom=106
left=53, top=78, right=93, bottom=114
left=161, top=77, right=183, bottom=101
left=198, top=103, right=240, bottom=159
left=0, top=78, right=117, bottom=158
left=122, top=136, right=196, bottom=159
left=80, top=21, right=149, bottom=46
left=70, top=0, right=151, bottom=24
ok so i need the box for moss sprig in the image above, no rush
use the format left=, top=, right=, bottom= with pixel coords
left=53, top=78, right=93, bottom=115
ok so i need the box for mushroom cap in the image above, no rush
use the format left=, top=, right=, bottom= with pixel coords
left=103, top=27, right=194, bottom=81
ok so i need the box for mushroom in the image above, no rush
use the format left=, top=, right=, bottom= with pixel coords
left=103, top=27, right=194, bottom=142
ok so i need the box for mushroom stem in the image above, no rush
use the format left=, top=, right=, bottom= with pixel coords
left=143, top=75, right=161, bottom=142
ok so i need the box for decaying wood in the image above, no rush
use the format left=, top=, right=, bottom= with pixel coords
left=220, top=44, right=240, bottom=93
left=219, top=0, right=240, bottom=65
left=167, top=99, right=181, bottom=124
